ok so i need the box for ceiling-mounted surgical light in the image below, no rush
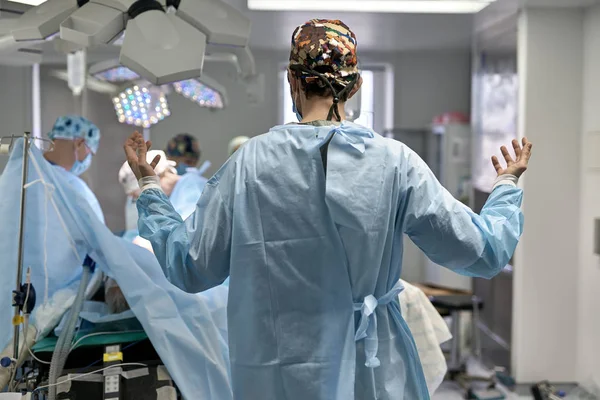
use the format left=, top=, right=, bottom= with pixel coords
left=94, top=66, right=139, bottom=82
left=11, top=0, right=78, bottom=41
left=6, top=0, right=47, bottom=5
left=247, top=0, right=496, bottom=13
left=89, top=59, right=139, bottom=82
left=120, top=0, right=206, bottom=85
left=173, top=75, right=227, bottom=109
left=113, top=84, right=170, bottom=128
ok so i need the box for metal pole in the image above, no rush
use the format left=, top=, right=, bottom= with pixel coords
left=32, top=64, right=41, bottom=143
left=13, top=132, right=30, bottom=359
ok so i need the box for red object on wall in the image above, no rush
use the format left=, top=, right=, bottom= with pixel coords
left=432, top=112, right=470, bottom=125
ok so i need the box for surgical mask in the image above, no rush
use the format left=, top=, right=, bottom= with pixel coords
left=71, top=153, right=92, bottom=176
left=292, top=91, right=302, bottom=122
left=125, top=196, right=138, bottom=231
left=292, top=102, right=302, bottom=122
left=175, top=163, right=191, bottom=176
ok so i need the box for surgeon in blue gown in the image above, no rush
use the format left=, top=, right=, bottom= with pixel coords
left=43, top=115, right=106, bottom=298
left=124, top=19, right=533, bottom=400
left=44, top=115, right=103, bottom=223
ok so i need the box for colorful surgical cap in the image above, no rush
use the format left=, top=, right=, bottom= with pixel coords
left=47, top=115, right=101, bottom=154
left=165, top=133, right=201, bottom=161
left=289, top=19, right=359, bottom=88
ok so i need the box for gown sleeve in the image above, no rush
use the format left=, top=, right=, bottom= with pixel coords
left=402, top=148, right=524, bottom=279
left=136, top=182, right=232, bottom=293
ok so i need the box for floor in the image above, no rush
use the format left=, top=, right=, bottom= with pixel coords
left=430, top=359, right=579, bottom=400
left=432, top=381, right=531, bottom=400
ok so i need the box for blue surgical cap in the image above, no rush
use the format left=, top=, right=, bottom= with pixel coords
left=48, top=115, right=101, bottom=154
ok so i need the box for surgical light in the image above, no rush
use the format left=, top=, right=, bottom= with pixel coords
left=95, top=66, right=139, bottom=82
left=113, top=85, right=170, bottom=128
left=11, top=0, right=78, bottom=41
left=7, top=0, right=47, bottom=5
left=4, top=0, right=254, bottom=85
left=89, top=59, right=139, bottom=82
left=173, top=78, right=226, bottom=109
left=247, top=0, right=496, bottom=13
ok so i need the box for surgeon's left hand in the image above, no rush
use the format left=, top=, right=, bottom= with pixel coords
left=124, top=131, right=161, bottom=180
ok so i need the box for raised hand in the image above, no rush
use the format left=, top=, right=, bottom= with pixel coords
left=491, top=137, right=533, bottom=178
left=123, top=131, right=161, bottom=180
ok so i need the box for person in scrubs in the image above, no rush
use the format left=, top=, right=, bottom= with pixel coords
left=164, top=133, right=201, bottom=175
left=44, top=115, right=103, bottom=222
left=124, top=19, right=533, bottom=400
left=43, top=115, right=108, bottom=299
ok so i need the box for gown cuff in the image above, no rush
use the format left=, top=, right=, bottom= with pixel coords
left=139, top=175, right=162, bottom=193
left=492, top=174, right=518, bottom=190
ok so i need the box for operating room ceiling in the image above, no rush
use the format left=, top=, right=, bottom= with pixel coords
left=1, top=0, right=598, bottom=63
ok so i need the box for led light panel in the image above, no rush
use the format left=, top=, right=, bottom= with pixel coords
left=94, top=66, right=139, bottom=82
left=113, top=85, right=170, bottom=128
left=247, top=0, right=495, bottom=13
left=173, top=79, right=224, bottom=109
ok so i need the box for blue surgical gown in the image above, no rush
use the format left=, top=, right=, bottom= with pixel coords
left=169, top=171, right=207, bottom=220
left=137, top=121, right=524, bottom=400
left=50, top=164, right=105, bottom=223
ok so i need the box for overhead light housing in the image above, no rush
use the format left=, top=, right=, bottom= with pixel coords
left=7, top=0, right=47, bottom=5
left=173, top=75, right=227, bottom=109
left=113, top=84, right=170, bottom=128
left=247, top=0, right=496, bottom=13
left=11, top=0, right=78, bottom=41
left=89, top=59, right=139, bottom=82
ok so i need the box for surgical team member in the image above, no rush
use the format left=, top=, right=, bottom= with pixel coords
left=43, top=115, right=107, bottom=300
left=124, top=19, right=533, bottom=400
left=165, top=133, right=201, bottom=175
left=44, top=115, right=103, bottom=222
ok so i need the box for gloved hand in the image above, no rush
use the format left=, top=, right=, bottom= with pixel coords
left=492, top=137, right=533, bottom=178
left=124, top=131, right=161, bottom=180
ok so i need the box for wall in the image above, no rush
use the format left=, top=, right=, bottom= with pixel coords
left=513, top=8, right=583, bottom=383
left=361, top=50, right=472, bottom=130
left=149, top=50, right=281, bottom=178
left=0, top=66, right=32, bottom=172
left=577, top=4, right=600, bottom=383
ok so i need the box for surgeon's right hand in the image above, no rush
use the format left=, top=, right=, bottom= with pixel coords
left=491, top=137, right=533, bottom=178
left=124, top=131, right=161, bottom=180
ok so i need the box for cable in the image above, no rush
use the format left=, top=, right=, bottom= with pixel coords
left=69, top=330, right=145, bottom=352
left=76, top=339, right=144, bottom=372
left=28, top=333, right=144, bottom=367
left=42, top=180, right=52, bottom=302
left=34, top=362, right=147, bottom=392
left=28, top=346, right=51, bottom=365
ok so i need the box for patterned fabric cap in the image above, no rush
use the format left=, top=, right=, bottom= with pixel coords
left=165, top=133, right=201, bottom=160
left=47, top=115, right=101, bottom=154
left=289, top=19, right=359, bottom=88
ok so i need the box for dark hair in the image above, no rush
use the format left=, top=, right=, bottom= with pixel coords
left=293, top=65, right=352, bottom=102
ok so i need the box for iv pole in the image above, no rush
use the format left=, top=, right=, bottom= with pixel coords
left=12, top=132, right=30, bottom=360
